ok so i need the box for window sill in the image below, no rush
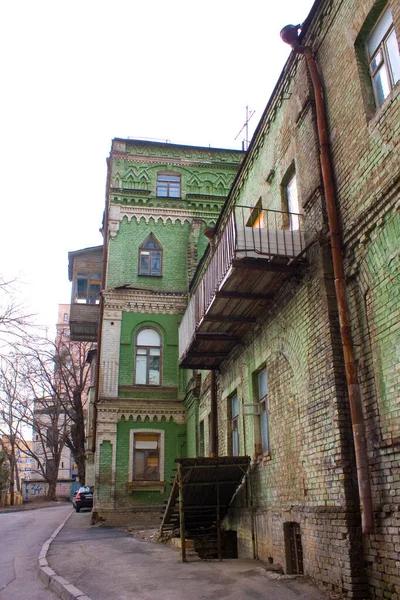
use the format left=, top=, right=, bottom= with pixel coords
left=127, top=481, right=166, bottom=494
left=368, top=82, right=400, bottom=129
left=138, top=274, right=163, bottom=278
left=254, top=452, right=271, bottom=464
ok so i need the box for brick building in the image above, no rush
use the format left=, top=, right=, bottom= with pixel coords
left=68, top=140, right=244, bottom=525
left=178, top=0, right=399, bottom=597
left=68, top=0, right=399, bottom=596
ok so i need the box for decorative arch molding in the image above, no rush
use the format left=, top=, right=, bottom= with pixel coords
left=108, top=204, right=218, bottom=238
left=257, top=316, right=309, bottom=399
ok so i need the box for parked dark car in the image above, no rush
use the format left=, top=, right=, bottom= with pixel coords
left=72, top=486, right=93, bottom=512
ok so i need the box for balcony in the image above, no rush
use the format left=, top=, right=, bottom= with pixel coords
left=69, top=303, right=99, bottom=342
left=68, top=246, right=103, bottom=342
left=179, top=206, right=308, bottom=370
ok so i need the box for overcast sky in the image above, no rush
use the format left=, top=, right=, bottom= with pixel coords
left=0, top=0, right=315, bottom=332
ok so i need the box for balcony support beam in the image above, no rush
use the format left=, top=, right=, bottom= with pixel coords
left=232, top=258, right=300, bottom=273
left=203, top=314, right=256, bottom=324
left=195, top=333, right=241, bottom=342
left=215, top=291, right=274, bottom=301
left=187, top=352, right=230, bottom=359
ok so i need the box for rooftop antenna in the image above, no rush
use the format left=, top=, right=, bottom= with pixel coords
left=234, top=105, right=255, bottom=151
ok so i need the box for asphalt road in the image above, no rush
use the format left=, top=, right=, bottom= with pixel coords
left=49, top=512, right=336, bottom=600
left=0, top=504, right=72, bottom=600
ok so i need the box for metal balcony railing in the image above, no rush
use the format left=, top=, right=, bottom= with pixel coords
left=179, top=206, right=306, bottom=361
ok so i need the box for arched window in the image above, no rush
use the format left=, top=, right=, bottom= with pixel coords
left=156, top=172, right=181, bottom=198
left=134, top=328, right=162, bottom=385
left=138, top=234, right=162, bottom=277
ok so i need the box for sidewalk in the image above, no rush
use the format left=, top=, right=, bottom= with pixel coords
left=42, top=510, right=344, bottom=600
left=0, top=499, right=71, bottom=513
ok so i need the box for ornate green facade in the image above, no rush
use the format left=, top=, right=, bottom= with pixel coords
left=92, top=139, right=243, bottom=524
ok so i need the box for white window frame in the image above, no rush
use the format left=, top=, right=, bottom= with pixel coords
left=129, top=429, right=165, bottom=482
left=286, top=173, right=300, bottom=231
left=258, top=368, right=270, bottom=454
left=134, top=328, right=162, bottom=386
left=367, top=7, right=400, bottom=107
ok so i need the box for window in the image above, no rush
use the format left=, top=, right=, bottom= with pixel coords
left=367, top=7, right=400, bottom=107
left=156, top=173, right=181, bottom=198
left=286, top=173, right=299, bottom=231
left=247, top=198, right=263, bottom=229
left=231, top=392, right=239, bottom=456
left=134, top=328, right=161, bottom=385
left=258, top=368, right=269, bottom=453
left=133, top=433, right=160, bottom=481
left=63, top=313, right=69, bottom=322
left=138, top=234, right=162, bottom=277
left=76, top=273, right=101, bottom=304
left=199, top=420, right=205, bottom=456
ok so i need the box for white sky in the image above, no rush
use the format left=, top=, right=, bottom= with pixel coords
left=0, top=0, right=315, bottom=331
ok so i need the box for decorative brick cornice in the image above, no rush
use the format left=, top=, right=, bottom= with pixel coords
left=96, top=400, right=186, bottom=425
left=108, top=204, right=218, bottom=238
left=103, top=288, right=188, bottom=314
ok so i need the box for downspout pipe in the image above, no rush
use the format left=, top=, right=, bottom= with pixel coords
left=280, top=25, right=374, bottom=534
left=91, top=156, right=112, bottom=454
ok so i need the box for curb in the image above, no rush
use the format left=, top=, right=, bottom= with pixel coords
left=37, top=510, right=92, bottom=600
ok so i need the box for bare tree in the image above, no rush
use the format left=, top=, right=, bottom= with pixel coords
left=0, top=353, right=67, bottom=502
left=0, top=357, right=26, bottom=504
left=19, top=332, right=94, bottom=486
left=0, top=277, right=34, bottom=350
left=0, top=449, right=9, bottom=495
left=53, top=331, right=94, bottom=484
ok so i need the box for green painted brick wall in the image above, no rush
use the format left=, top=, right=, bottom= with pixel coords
left=119, top=312, right=182, bottom=391
left=98, top=441, right=112, bottom=504
left=107, top=218, right=193, bottom=291
left=115, top=416, right=186, bottom=505
left=185, top=401, right=198, bottom=458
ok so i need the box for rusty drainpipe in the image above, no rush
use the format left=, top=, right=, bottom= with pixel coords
left=280, top=25, right=374, bottom=534
left=210, top=370, right=218, bottom=457
left=91, top=156, right=112, bottom=454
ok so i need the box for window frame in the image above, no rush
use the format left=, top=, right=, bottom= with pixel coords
left=281, top=164, right=301, bottom=231
left=134, top=327, right=162, bottom=386
left=76, top=272, right=101, bottom=305
left=230, top=392, right=240, bottom=457
left=156, top=172, right=181, bottom=198
left=129, top=429, right=165, bottom=482
left=257, top=368, right=270, bottom=455
left=138, top=234, right=163, bottom=277
left=367, top=7, right=400, bottom=108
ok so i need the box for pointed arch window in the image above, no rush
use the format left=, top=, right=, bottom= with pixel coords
left=138, top=234, right=162, bottom=277
left=134, top=328, right=162, bottom=385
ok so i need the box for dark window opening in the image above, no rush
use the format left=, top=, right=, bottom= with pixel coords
left=76, top=273, right=101, bottom=305
left=284, top=522, right=304, bottom=575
